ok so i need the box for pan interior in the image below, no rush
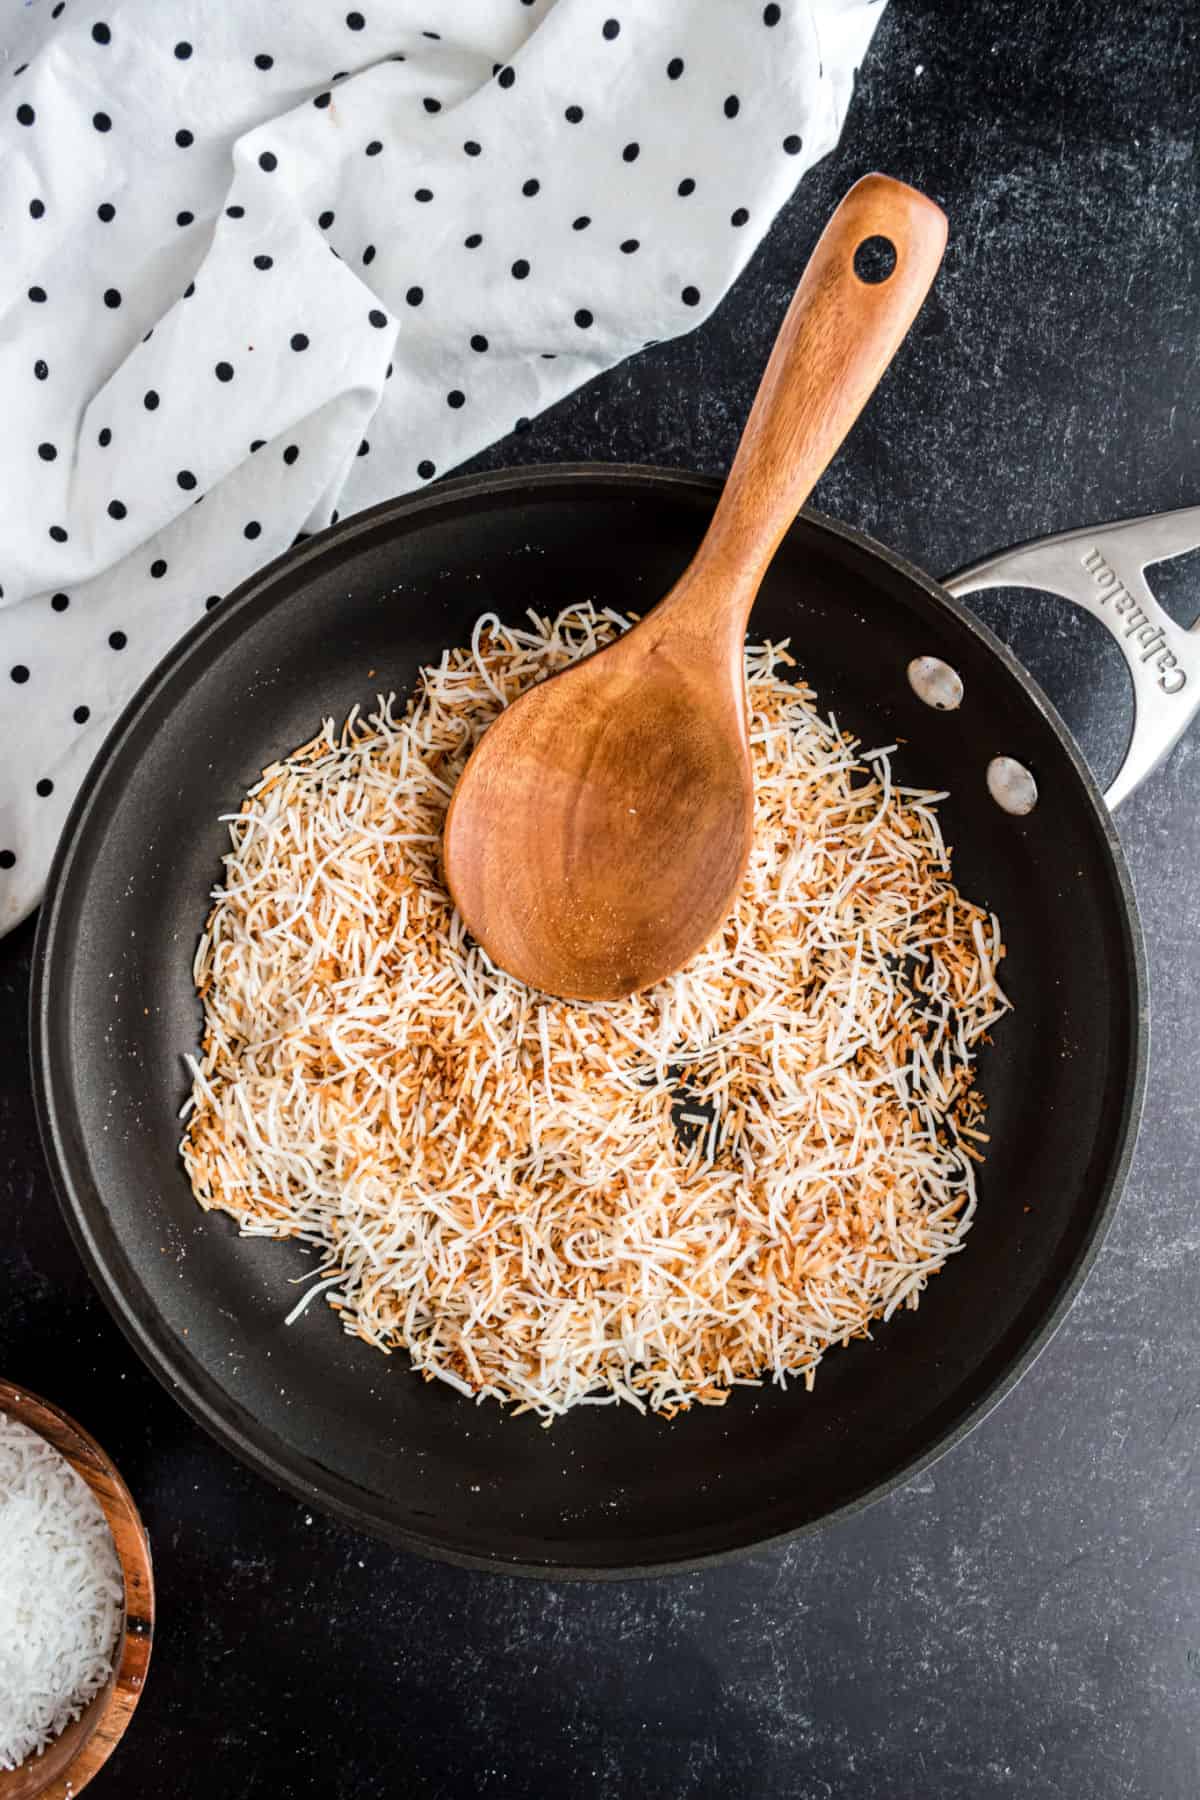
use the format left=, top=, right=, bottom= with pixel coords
left=36, top=471, right=1142, bottom=1572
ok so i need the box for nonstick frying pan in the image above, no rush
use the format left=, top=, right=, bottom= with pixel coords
left=31, top=466, right=1200, bottom=1576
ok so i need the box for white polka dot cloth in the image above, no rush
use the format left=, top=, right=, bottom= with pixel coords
left=0, top=0, right=885, bottom=932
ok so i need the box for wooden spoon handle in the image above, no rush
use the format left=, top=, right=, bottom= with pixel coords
left=671, top=173, right=947, bottom=634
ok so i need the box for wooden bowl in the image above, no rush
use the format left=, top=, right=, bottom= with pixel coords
left=0, top=1382, right=154, bottom=1799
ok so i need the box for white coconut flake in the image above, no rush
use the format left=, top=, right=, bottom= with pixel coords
left=0, top=1413, right=123, bottom=1771
left=181, top=606, right=1011, bottom=1422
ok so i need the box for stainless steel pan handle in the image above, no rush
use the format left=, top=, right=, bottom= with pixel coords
left=944, top=505, right=1200, bottom=809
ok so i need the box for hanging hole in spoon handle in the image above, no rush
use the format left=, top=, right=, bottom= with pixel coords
left=854, top=234, right=899, bottom=283
left=668, top=172, right=948, bottom=639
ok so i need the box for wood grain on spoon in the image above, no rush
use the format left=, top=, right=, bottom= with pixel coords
left=443, top=174, right=948, bottom=1001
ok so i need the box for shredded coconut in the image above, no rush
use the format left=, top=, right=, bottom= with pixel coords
left=0, top=1412, right=123, bottom=1770
left=181, top=606, right=1011, bottom=1421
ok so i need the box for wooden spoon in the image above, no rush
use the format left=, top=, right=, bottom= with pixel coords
left=443, top=173, right=948, bottom=1001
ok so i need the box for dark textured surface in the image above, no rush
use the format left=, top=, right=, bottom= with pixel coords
left=2, top=1, right=1198, bottom=1794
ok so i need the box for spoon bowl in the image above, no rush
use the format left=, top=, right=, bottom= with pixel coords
left=444, top=174, right=948, bottom=1000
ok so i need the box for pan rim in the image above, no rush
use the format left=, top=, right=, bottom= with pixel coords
left=31, top=461, right=1149, bottom=1578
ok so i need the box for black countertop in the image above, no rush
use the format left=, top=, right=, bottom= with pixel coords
left=3, top=3, right=1198, bottom=1794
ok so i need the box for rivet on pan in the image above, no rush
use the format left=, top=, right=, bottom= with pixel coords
left=987, top=755, right=1038, bottom=815
left=907, top=655, right=963, bottom=711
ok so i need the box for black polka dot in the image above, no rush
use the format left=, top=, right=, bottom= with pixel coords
left=104, top=287, right=121, bottom=308
left=511, top=258, right=530, bottom=279
left=369, top=308, right=387, bottom=327
left=414, top=187, right=433, bottom=202
left=572, top=215, right=590, bottom=231
left=522, top=177, right=540, bottom=196
left=176, top=209, right=194, bottom=227
left=620, top=237, right=639, bottom=253
left=319, top=209, right=335, bottom=229
left=183, top=281, right=195, bottom=298
left=497, top=65, right=515, bottom=88
left=622, top=141, right=639, bottom=162
left=259, top=150, right=277, bottom=172
left=177, top=469, right=197, bottom=490
left=255, top=52, right=273, bottom=69
left=417, top=459, right=435, bottom=479
left=725, top=94, right=741, bottom=118
left=215, top=360, right=234, bottom=381
left=331, top=511, right=340, bottom=524
left=464, top=232, right=482, bottom=248
left=514, top=416, right=531, bottom=433
left=97, top=201, right=116, bottom=221
left=17, top=103, right=35, bottom=126
left=49, top=525, right=68, bottom=542
left=565, top=105, right=583, bottom=123
left=681, top=285, right=701, bottom=306
left=783, top=133, right=803, bottom=154
left=109, top=630, right=127, bottom=649
left=667, top=56, right=684, bottom=78
left=107, top=499, right=127, bottom=520
left=150, top=558, right=168, bottom=578
left=602, top=18, right=620, bottom=39
left=423, top=96, right=441, bottom=113
left=51, top=592, right=69, bottom=612
left=93, top=22, right=112, bottom=43
left=254, top=253, right=273, bottom=270
left=0, top=851, right=15, bottom=870
left=677, top=177, right=695, bottom=196
left=574, top=309, right=594, bottom=329
left=314, top=91, right=331, bottom=108
left=360, top=245, right=375, bottom=266
left=226, top=204, right=245, bottom=219
left=93, top=111, right=112, bottom=132
left=73, top=705, right=90, bottom=723
left=29, top=286, right=47, bottom=303
left=464, top=139, right=481, bottom=156
left=283, top=444, right=300, bottom=465
left=731, top=207, right=749, bottom=227
left=35, top=777, right=54, bottom=798
left=291, top=333, right=309, bottom=351
left=447, top=390, right=465, bottom=409
left=34, top=360, right=49, bottom=381
left=366, top=138, right=382, bottom=155
left=249, top=439, right=266, bottom=453
left=143, top=390, right=160, bottom=410
left=763, top=2, right=781, bottom=21
left=357, top=439, right=370, bottom=455
left=470, top=333, right=488, bottom=352
left=37, top=441, right=56, bottom=463
left=29, top=197, right=45, bottom=219
left=174, top=40, right=192, bottom=59
left=244, top=520, right=262, bottom=539
left=98, top=427, right=111, bottom=447
left=205, top=595, right=221, bottom=611
left=386, top=363, right=393, bottom=379
left=175, top=128, right=193, bottom=147
left=10, top=665, right=30, bottom=684
left=346, top=11, right=364, bottom=28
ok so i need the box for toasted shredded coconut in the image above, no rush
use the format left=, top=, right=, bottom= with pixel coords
left=181, top=606, right=1010, bottom=1421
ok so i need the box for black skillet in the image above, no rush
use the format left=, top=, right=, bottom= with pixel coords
left=33, top=463, right=1176, bottom=1575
